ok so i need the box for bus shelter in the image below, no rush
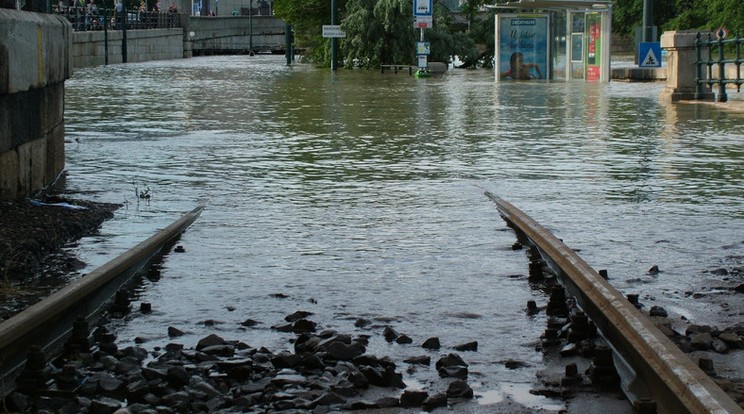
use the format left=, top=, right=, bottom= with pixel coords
left=491, top=0, right=613, bottom=82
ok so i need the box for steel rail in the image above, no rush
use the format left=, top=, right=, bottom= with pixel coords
left=486, top=192, right=743, bottom=414
left=0, top=205, right=204, bottom=398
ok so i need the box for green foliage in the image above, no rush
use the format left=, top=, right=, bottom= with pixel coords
left=341, top=0, right=415, bottom=68
left=613, top=0, right=744, bottom=38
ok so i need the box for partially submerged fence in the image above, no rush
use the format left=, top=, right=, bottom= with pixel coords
left=696, top=30, right=743, bottom=102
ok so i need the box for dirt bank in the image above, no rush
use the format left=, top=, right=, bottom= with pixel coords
left=0, top=195, right=120, bottom=320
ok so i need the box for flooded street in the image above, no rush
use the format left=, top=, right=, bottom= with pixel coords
left=62, top=55, right=744, bottom=411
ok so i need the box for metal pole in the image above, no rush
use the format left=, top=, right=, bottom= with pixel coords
left=248, top=0, right=253, bottom=53
left=642, top=0, right=653, bottom=42
left=285, top=23, right=292, bottom=65
left=717, top=35, right=727, bottom=102
left=122, top=2, right=128, bottom=63
left=331, top=0, right=337, bottom=71
left=104, top=0, right=109, bottom=64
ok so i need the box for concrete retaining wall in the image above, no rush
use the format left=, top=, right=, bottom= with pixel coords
left=72, top=27, right=184, bottom=68
left=0, top=10, right=71, bottom=201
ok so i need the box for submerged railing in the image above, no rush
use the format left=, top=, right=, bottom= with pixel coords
left=695, top=30, right=743, bottom=102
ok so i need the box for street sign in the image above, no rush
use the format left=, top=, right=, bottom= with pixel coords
left=716, top=27, right=729, bottom=40
left=638, top=42, right=661, bottom=68
left=322, top=25, right=346, bottom=38
left=416, top=41, right=431, bottom=55
left=414, top=0, right=432, bottom=16
left=414, top=16, right=432, bottom=29
left=417, top=55, right=428, bottom=69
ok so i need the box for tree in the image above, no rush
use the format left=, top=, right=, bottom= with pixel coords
left=273, top=0, right=349, bottom=65
left=341, top=0, right=415, bottom=68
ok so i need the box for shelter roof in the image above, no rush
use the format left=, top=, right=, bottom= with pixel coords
left=487, top=0, right=612, bottom=11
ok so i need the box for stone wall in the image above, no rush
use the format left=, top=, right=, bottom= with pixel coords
left=72, top=27, right=185, bottom=68
left=0, top=9, right=71, bottom=201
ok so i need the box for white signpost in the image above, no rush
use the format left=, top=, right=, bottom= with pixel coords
left=322, top=25, right=346, bottom=38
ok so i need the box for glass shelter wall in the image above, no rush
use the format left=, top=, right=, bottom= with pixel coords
left=491, top=0, right=612, bottom=82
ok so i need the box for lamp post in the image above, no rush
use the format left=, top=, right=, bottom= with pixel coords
left=642, top=0, right=653, bottom=42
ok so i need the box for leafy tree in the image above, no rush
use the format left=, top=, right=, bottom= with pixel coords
left=341, top=0, right=415, bottom=68
left=273, top=0, right=348, bottom=65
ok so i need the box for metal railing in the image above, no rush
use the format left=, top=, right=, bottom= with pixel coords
left=696, top=30, right=743, bottom=102
left=57, top=7, right=182, bottom=31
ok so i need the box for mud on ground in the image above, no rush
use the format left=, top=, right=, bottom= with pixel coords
left=0, top=195, right=120, bottom=321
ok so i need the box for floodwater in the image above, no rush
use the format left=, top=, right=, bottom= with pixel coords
left=63, top=55, right=744, bottom=412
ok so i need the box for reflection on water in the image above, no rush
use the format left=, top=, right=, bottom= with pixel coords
left=63, top=55, right=744, bottom=411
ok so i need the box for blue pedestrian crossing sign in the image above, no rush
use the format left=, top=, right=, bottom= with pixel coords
left=638, top=42, right=662, bottom=68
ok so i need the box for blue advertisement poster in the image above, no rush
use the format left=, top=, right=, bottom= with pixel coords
left=497, top=14, right=549, bottom=80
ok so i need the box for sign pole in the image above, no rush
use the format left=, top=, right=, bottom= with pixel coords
left=331, top=0, right=338, bottom=71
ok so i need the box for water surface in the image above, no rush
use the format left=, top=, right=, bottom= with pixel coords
left=63, top=56, right=744, bottom=411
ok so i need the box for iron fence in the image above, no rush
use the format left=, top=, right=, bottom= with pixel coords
left=696, top=30, right=743, bottom=102
left=57, top=7, right=182, bottom=31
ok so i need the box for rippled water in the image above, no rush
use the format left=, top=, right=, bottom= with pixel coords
left=62, top=55, right=744, bottom=411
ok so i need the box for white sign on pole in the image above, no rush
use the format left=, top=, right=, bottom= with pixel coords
left=417, top=55, right=428, bottom=69
left=322, top=25, right=346, bottom=38
left=414, top=16, right=433, bottom=29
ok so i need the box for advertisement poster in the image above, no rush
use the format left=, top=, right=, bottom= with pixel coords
left=586, top=12, right=601, bottom=81
left=496, top=14, right=549, bottom=81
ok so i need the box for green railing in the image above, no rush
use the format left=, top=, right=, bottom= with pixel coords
left=696, top=30, right=743, bottom=102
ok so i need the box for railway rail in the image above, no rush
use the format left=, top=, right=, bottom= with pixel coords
left=0, top=205, right=204, bottom=399
left=486, top=192, right=743, bottom=414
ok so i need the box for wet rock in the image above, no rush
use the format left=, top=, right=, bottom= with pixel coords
left=293, top=319, right=317, bottom=333
left=422, top=392, right=447, bottom=411
left=272, top=350, right=302, bottom=368
left=403, top=355, right=431, bottom=365
left=196, top=334, right=225, bottom=350
left=396, top=334, right=413, bottom=344
left=325, top=341, right=365, bottom=361
left=453, top=341, right=478, bottom=351
left=648, top=265, right=659, bottom=275
left=311, top=392, right=345, bottom=406
left=383, top=326, right=399, bottom=342
left=400, top=390, right=428, bottom=407
left=295, top=334, right=321, bottom=354
left=285, top=311, right=314, bottom=322
left=690, top=332, right=715, bottom=350
left=421, top=337, right=441, bottom=350
left=240, top=318, right=259, bottom=327
left=446, top=380, right=474, bottom=399
left=89, top=397, right=123, bottom=414
left=649, top=306, right=668, bottom=317
left=167, top=326, right=185, bottom=337
left=718, top=332, right=743, bottom=348
left=273, top=323, right=295, bottom=332
left=166, top=366, right=190, bottom=386
left=504, top=359, right=529, bottom=370
left=354, top=318, right=372, bottom=328
left=437, top=365, right=468, bottom=379
left=559, top=342, right=578, bottom=357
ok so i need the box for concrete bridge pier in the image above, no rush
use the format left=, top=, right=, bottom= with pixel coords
left=0, top=9, right=71, bottom=201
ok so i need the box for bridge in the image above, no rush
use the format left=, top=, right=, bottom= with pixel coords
left=186, top=15, right=287, bottom=55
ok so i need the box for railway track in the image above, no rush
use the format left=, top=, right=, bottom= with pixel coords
left=486, top=192, right=743, bottom=414
left=0, top=205, right=204, bottom=399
